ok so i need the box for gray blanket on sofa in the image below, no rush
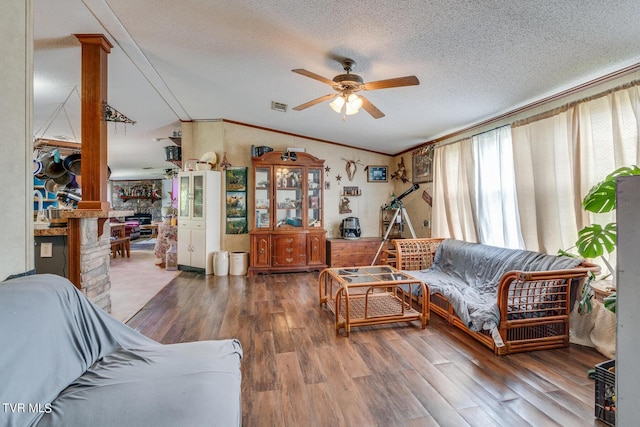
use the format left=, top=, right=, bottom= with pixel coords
left=404, top=239, right=583, bottom=332
left=0, top=274, right=242, bottom=427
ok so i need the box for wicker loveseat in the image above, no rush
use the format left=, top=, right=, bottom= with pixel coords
left=394, top=238, right=599, bottom=355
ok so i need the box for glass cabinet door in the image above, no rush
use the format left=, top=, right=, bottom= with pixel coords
left=254, top=167, right=271, bottom=229
left=192, top=173, right=205, bottom=219
left=178, top=174, right=191, bottom=218
left=275, top=166, right=303, bottom=228
left=307, top=168, right=322, bottom=228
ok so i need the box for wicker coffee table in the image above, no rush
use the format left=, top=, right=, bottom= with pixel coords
left=318, top=265, right=429, bottom=336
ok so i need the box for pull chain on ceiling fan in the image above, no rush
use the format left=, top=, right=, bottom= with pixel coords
left=292, top=58, right=419, bottom=119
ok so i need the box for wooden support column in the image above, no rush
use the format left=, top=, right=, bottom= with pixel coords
left=67, top=218, right=81, bottom=288
left=75, top=34, right=112, bottom=211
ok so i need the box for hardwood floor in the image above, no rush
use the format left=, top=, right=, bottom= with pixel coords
left=127, top=272, right=608, bottom=427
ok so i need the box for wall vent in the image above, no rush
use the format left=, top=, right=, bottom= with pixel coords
left=271, top=101, right=287, bottom=112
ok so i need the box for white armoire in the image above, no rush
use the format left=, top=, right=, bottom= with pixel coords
left=177, top=171, right=221, bottom=271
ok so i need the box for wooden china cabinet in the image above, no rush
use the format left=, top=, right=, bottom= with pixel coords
left=249, top=151, right=327, bottom=276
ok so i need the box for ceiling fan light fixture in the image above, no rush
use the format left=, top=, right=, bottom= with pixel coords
left=292, top=58, right=418, bottom=119
left=346, top=94, right=363, bottom=115
left=329, top=96, right=345, bottom=113
left=345, top=104, right=359, bottom=116
left=348, top=94, right=363, bottom=109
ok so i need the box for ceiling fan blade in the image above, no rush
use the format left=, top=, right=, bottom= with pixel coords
left=292, top=69, right=335, bottom=86
left=359, top=96, right=385, bottom=119
left=363, top=75, right=419, bottom=91
left=293, top=93, right=336, bottom=111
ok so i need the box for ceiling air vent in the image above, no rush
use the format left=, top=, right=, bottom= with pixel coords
left=271, top=101, right=287, bottom=112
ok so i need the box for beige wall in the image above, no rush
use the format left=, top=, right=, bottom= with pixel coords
left=183, top=120, right=395, bottom=252
left=0, top=0, right=33, bottom=280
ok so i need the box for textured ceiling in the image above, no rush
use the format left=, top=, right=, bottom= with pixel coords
left=33, top=0, right=640, bottom=179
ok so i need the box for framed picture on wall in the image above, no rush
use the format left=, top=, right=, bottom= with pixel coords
left=225, top=167, right=248, bottom=234
left=225, top=167, right=247, bottom=191
left=226, top=192, right=247, bottom=218
left=226, top=218, right=248, bottom=234
left=367, top=165, right=388, bottom=182
left=412, top=145, right=434, bottom=183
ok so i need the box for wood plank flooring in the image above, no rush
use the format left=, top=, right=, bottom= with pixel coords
left=127, top=271, right=608, bottom=427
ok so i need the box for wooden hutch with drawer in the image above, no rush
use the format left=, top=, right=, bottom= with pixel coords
left=249, top=151, right=327, bottom=275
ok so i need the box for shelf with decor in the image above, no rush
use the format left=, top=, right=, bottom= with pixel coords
left=341, top=186, right=361, bottom=196
left=249, top=151, right=326, bottom=275
left=121, top=195, right=160, bottom=202
left=113, top=180, right=162, bottom=204
left=164, top=142, right=182, bottom=169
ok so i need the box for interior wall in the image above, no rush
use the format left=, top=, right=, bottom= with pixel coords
left=0, top=0, right=33, bottom=280
left=185, top=120, right=394, bottom=252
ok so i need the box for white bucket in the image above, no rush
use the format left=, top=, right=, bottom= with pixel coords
left=213, top=251, right=229, bottom=276
left=229, top=252, right=249, bottom=276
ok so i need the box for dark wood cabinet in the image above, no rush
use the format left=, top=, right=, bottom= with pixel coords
left=307, top=233, right=325, bottom=265
left=251, top=234, right=270, bottom=268
left=326, top=237, right=384, bottom=267
left=249, top=151, right=327, bottom=275
left=272, top=234, right=306, bottom=266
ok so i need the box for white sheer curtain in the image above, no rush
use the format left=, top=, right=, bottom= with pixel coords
left=432, top=82, right=640, bottom=258
left=512, top=84, right=640, bottom=257
left=511, top=110, right=578, bottom=253
left=432, top=138, right=478, bottom=241
left=472, top=126, right=524, bottom=249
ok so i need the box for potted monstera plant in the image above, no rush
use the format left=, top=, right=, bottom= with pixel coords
left=568, top=165, right=640, bottom=313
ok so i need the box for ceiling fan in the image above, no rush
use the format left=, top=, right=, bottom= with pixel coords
left=292, top=58, right=419, bottom=119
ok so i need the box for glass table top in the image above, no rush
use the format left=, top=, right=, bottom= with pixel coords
left=329, top=266, right=415, bottom=283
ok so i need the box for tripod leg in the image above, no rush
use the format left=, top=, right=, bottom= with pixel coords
left=401, top=208, right=417, bottom=239
left=372, top=208, right=401, bottom=265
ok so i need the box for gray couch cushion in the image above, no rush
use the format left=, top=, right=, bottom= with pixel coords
left=36, top=340, right=242, bottom=427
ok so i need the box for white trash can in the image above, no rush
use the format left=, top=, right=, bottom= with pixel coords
left=229, top=252, right=249, bottom=276
left=213, top=251, right=229, bottom=276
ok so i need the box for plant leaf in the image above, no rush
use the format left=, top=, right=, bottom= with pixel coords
left=605, top=164, right=640, bottom=181
left=577, top=278, right=594, bottom=315
left=583, top=180, right=616, bottom=213
left=583, top=165, right=640, bottom=213
left=576, top=223, right=617, bottom=258
left=603, top=292, right=617, bottom=314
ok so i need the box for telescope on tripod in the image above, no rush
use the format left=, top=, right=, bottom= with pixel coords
left=372, top=183, right=420, bottom=265
left=383, top=183, right=419, bottom=209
